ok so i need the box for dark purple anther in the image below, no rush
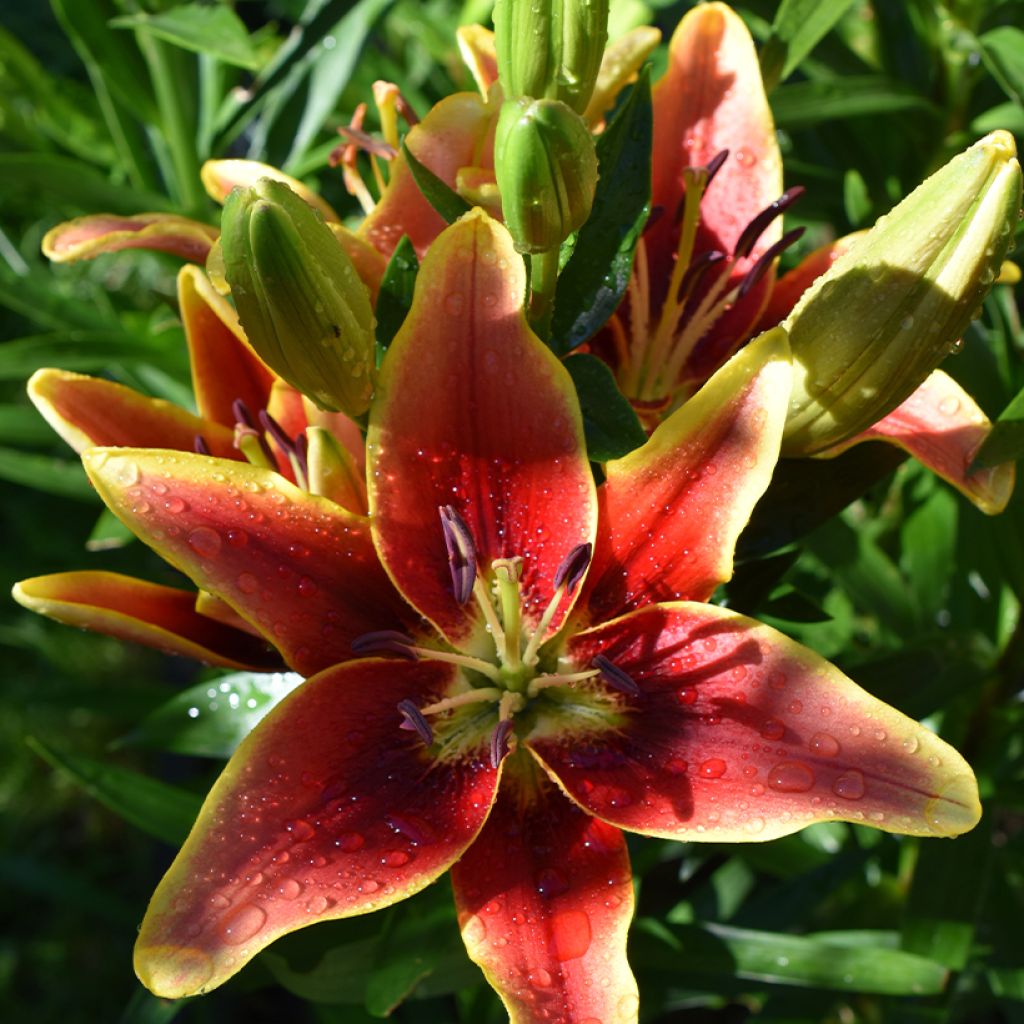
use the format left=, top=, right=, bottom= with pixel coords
left=231, top=398, right=257, bottom=429
left=736, top=226, right=806, bottom=299
left=258, top=409, right=295, bottom=455
left=593, top=654, right=643, bottom=697
left=352, top=630, right=417, bottom=660
left=704, top=149, right=730, bottom=187
left=490, top=718, right=515, bottom=768
left=397, top=699, right=433, bottom=746
left=294, top=432, right=309, bottom=480
left=733, top=186, right=806, bottom=260
left=676, top=250, right=726, bottom=304
left=439, top=505, right=477, bottom=605
left=553, top=542, right=593, bottom=595
left=193, top=434, right=211, bottom=456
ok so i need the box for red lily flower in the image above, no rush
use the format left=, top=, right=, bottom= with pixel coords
left=72, top=212, right=978, bottom=1021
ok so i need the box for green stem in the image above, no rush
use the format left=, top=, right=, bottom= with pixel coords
left=528, top=248, right=560, bottom=340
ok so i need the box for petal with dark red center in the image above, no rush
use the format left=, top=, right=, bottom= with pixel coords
left=134, top=659, right=499, bottom=998
left=200, top=159, right=340, bottom=223
left=28, top=369, right=238, bottom=459
left=82, top=448, right=413, bottom=676
left=368, top=211, right=596, bottom=647
left=648, top=2, right=783, bottom=364
left=359, top=93, right=495, bottom=258
left=451, top=759, right=637, bottom=1024
left=42, top=213, right=218, bottom=264
left=580, top=328, right=790, bottom=626
left=529, top=602, right=980, bottom=842
left=178, top=266, right=276, bottom=428
left=820, top=369, right=1015, bottom=515
left=756, top=233, right=866, bottom=332
left=12, top=572, right=280, bottom=669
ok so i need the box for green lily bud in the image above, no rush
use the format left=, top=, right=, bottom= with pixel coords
left=782, top=130, right=1021, bottom=455
left=221, top=178, right=375, bottom=416
left=493, top=0, right=609, bottom=114
left=495, top=97, right=599, bottom=254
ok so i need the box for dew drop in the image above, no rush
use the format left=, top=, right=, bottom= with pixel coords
left=699, top=758, right=727, bottom=779
left=529, top=968, right=554, bottom=988
left=163, top=496, right=187, bottom=514
left=760, top=719, right=785, bottom=741
left=335, top=832, right=365, bottom=852
left=306, top=894, right=329, bottom=914
left=188, top=526, right=222, bottom=558
left=552, top=909, right=592, bottom=961
left=676, top=685, right=698, bottom=705
left=903, top=735, right=920, bottom=754
left=381, top=850, right=411, bottom=867
left=809, top=732, right=840, bottom=757
left=237, top=572, right=259, bottom=594
left=768, top=761, right=815, bottom=793
left=832, top=769, right=866, bottom=800
left=218, top=903, right=266, bottom=945
left=278, top=879, right=302, bottom=900
left=285, top=819, right=315, bottom=842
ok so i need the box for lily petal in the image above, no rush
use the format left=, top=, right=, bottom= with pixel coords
left=28, top=369, right=238, bottom=459
left=368, top=211, right=596, bottom=647
left=134, top=659, right=500, bottom=998
left=530, top=602, right=980, bottom=842
left=580, top=328, right=790, bottom=625
left=42, top=213, right=218, bottom=264
left=819, top=369, right=1015, bottom=515
left=359, top=93, right=495, bottom=257
left=83, top=449, right=412, bottom=676
left=451, top=762, right=637, bottom=1024
left=456, top=24, right=499, bottom=98
left=200, top=159, right=340, bottom=223
left=13, top=571, right=279, bottom=669
left=178, top=265, right=276, bottom=428
left=328, top=223, right=388, bottom=301
left=583, top=26, right=661, bottom=127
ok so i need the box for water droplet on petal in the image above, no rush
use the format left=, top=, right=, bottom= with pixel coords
left=277, top=879, right=302, bottom=900
left=529, top=968, right=553, bottom=988
left=552, top=909, right=592, bottom=961
left=768, top=761, right=816, bottom=793
left=699, top=758, right=727, bottom=779
left=381, top=850, right=411, bottom=867
left=218, top=903, right=266, bottom=945
left=335, top=832, right=365, bottom=852
left=809, top=732, right=840, bottom=757
left=188, top=526, right=222, bottom=558
left=760, top=719, right=785, bottom=741
left=832, top=769, right=866, bottom=800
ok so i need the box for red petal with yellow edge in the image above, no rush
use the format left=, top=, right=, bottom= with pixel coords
left=12, top=572, right=280, bottom=669
left=756, top=233, right=866, bottom=332
left=42, top=213, right=218, bottom=264
left=134, top=659, right=500, bottom=999
left=647, top=3, right=783, bottom=376
left=579, top=328, right=790, bottom=626
left=368, top=211, right=596, bottom=647
left=178, top=266, right=276, bottom=428
left=451, top=760, right=637, bottom=1024
left=200, top=159, right=340, bottom=223
left=83, top=448, right=413, bottom=677
left=456, top=25, right=498, bottom=98
left=195, top=590, right=263, bottom=638
left=529, top=602, right=980, bottom=842
left=359, top=93, right=495, bottom=257
left=28, top=369, right=238, bottom=459
left=820, top=369, right=1015, bottom=515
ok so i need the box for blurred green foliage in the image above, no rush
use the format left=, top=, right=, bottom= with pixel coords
left=2, top=1, right=1024, bottom=1022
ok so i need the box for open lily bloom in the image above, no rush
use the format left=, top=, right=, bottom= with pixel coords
left=53, top=213, right=979, bottom=1021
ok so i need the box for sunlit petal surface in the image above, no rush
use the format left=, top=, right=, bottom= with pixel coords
left=42, top=213, right=218, bottom=263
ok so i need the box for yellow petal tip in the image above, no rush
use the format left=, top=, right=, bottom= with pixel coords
left=923, top=773, right=982, bottom=837
left=134, top=944, right=215, bottom=998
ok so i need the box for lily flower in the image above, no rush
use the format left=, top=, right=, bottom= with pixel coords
left=61, top=212, right=978, bottom=1021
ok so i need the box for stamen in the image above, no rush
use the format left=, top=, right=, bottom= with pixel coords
left=439, top=505, right=477, bottom=605
left=490, top=718, right=515, bottom=768
left=733, top=186, right=806, bottom=260
left=231, top=398, right=256, bottom=430
left=397, top=699, right=433, bottom=745
left=593, top=654, right=643, bottom=697
left=292, top=432, right=310, bottom=491
left=352, top=630, right=417, bottom=660
left=553, top=542, right=593, bottom=595
left=336, top=124, right=397, bottom=159
left=526, top=668, right=599, bottom=697
left=704, top=149, right=730, bottom=188
left=737, top=226, right=806, bottom=299
left=232, top=398, right=275, bottom=468
left=493, top=557, right=524, bottom=668
left=675, top=249, right=725, bottom=304
left=193, top=434, right=211, bottom=456
left=258, top=409, right=296, bottom=456
left=419, top=687, right=503, bottom=715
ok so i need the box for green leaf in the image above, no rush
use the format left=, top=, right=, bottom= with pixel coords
left=550, top=67, right=652, bottom=355
left=0, top=449, right=97, bottom=501
left=86, top=507, right=136, bottom=552
left=980, top=26, right=1024, bottom=107
left=0, top=332, right=176, bottom=379
left=0, top=404, right=54, bottom=446
left=759, top=0, right=860, bottom=91
left=401, top=143, right=472, bottom=225
left=563, top=354, right=647, bottom=462
left=375, top=235, right=419, bottom=358
left=770, top=77, right=938, bottom=129
left=635, top=920, right=948, bottom=994
left=118, top=987, right=184, bottom=1024
left=117, top=671, right=303, bottom=759
left=972, top=382, right=1024, bottom=469
left=111, top=5, right=260, bottom=69
left=27, top=736, right=200, bottom=845
left=842, top=168, right=871, bottom=226
left=759, top=589, right=832, bottom=624
left=900, top=486, right=957, bottom=618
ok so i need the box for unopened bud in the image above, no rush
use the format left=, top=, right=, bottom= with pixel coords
left=495, top=97, right=598, bottom=254
left=220, top=178, right=376, bottom=416
left=782, top=130, right=1022, bottom=455
left=493, top=0, right=609, bottom=113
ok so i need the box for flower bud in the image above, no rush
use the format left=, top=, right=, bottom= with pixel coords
left=221, top=178, right=376, bottom=416
left=493, top=0, right=609, bottom=113
left=782, top=130, right=1022, bottom=455
left=494, top=97, right=598, bottom=254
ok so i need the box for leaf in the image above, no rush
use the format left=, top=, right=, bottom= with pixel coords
left=759, top=0, right=860, bottom=91
left=769, top=77, right=938, bottom=129
left=972, top=382, right=1024, bottom=468
left=117, top=671, right=304, bottom=759
left=0, top=404, right=54, bottom=446
left=0, top=332, right=177, bottom=379
left=375, top=235, right=419, bottom=357
left=117, top=987, right=184, bottom=1024
left=980, top=26, right=1024, bottom=107
left=900, top=486, right=957, bottom=618
left=0, top=449, right=97, bottom=501
left=111, top=5, right=259, bottom=70
left=563, top=353, right=647, bottom=462
left=550, top=67, right=652, bottom=355
left=634, top=920, right=949, bottom=995
left=86, top=507, right=137, bottom=552
left=758, top=589, right=832, bottom=624
left=27, top=736, right=200, bottom=845
left=401, top=143, right=472, bottom=224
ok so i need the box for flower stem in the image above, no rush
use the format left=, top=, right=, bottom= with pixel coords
left=529, top=248, right=560, bottom=340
